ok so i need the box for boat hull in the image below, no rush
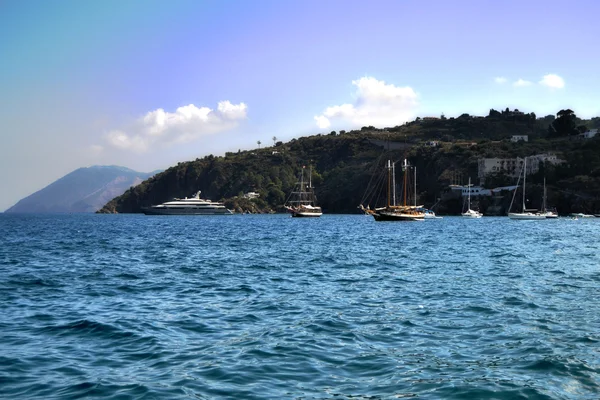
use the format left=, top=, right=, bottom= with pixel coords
left=373, top=211, right=424, bottom=221
left=508, top=212, right=546, bottom=220
left=461, top=209, right=482, bottom=218
left=286, top=205, right=322, bottom=218
left=291, top=211, right=322, bottom=218
left=461, top=213, right=482, bottom=218
left=142, top=208, right=233, bottom=215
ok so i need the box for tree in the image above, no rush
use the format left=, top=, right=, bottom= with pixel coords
left=551, top=109, right=578, bottom=137
left=488, top=109, right=501, bottom=118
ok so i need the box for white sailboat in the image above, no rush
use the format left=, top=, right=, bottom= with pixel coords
left=461, top=177, right=482, bottom=218
left=537, top=177, right=558, bottom=218
left=508, top=157, right=546, bottom=220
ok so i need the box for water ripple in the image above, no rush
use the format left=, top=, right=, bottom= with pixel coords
left=1, top=214, right=599, bottom=399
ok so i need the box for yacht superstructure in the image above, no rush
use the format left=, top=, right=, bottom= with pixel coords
left=143, top=192, right=233, bottom=215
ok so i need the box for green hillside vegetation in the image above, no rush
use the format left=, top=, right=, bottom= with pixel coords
left=98, top=108, right=600, bottom=215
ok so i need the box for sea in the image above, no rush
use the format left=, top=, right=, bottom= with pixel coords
left=1, top=213, right=599, bottom=399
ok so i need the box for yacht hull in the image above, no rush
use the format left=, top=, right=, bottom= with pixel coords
left=508, top=212, right=546, bottom=220
left=291, top=211, right=322, bottom=218
left=142, top=208, right=233, bottom=215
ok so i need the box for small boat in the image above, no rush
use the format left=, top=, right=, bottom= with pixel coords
left=284, top=165, right=322, bottom=217
left=570, top=213, right=594, bottom=218
left=422, top=209, right=443, bottom=219
left=360, top=159, right=425, bottom=221
left=143, top=191, right=233, bottom=215
left=461, top=178, right=483, bottom=218
left=508, top=157, right=546, bottom=220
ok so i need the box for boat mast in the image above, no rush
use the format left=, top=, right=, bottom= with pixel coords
left=387, top=160, right=391, bottom=208
left=403, top=159, right=408, bottom=207
left=309, top=165, right=313, bottom=205
left=542, top=176, right=547, bottom=212
left=414, top=165, right=417, bottom=207
left=300, top=166, right=305, bottom=205
left=392, top=161, right=396, bottom=206
left=467, top=177, right=471, bottom=210
left=522, top=157, right=527, bottom=212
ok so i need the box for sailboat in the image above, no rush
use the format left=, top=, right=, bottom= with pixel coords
left=537, top=178, right=558, bottom=218
left=461, top=177, right=483, bottom=218
left=508, top=157, right=546, bottom=220
left=360, top=159, right=425, bottom=221
left=284, top=165, right=322, bottom=217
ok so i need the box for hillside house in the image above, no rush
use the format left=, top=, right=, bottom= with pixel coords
left=477, top=153, right=563, bottom=184
left=580, top=129, right=598, bottom=139
left=510, top=135, right=528, bottom=142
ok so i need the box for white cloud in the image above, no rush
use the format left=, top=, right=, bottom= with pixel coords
left=314, top=77, right=418, bottom=129
left=314, top=115, right=331, bottom=129
left=513, top=79, right=532, bottom=87
left=103, top=101, right=247, bottom=153
left=539, top=74, right=565, bottom=89
left=494, top=77, right=508, bottom=84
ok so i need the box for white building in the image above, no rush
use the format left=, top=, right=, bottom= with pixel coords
left=478, top=153, right=563, bottom=183
left=581, top=129, right=598, bottom=139
left=243, top=192, right=260, bottom=199
left=510, top=135, right=529, bottom=142
left=450, top=184, right=518, bottom=197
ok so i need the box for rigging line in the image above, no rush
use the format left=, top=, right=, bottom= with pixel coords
left=508, top=160, right=524, bottom=215
left=359, top=150, right=387, bottom=205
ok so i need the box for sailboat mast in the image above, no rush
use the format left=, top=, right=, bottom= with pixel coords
left=543, top=176, right=547, bottom=212
left=522, top=157, right=527, bottom=212
left=403, top=159, right=408, bottom=207
left=468, top=177, right=471, bottom=209
left=300, top=166, right=305, bottom=204
left=387, top=160, right=391, bottom=208
left=414, top=166, right=417, bottom=207
left=392, top=161, right=396, bottom=206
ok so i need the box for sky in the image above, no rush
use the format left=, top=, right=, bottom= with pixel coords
left=1, top=0, right=599, bottom=211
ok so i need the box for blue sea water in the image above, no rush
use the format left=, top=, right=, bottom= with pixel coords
left=0, top=213, right=599, bottom=399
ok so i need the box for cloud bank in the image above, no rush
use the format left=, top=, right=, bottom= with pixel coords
left=105, top=101, right=247, bottom=152
left=493, top=74, right=565, bottom=89
left=314, top=77, right=418, bottom=129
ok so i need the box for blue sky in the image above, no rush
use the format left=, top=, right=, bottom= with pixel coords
left=1, top=0, right=598, bottom=211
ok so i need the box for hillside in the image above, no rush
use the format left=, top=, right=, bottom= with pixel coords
left=6, top=166, right=158, bottom=213
left=98, top=109, right=600, bottom=215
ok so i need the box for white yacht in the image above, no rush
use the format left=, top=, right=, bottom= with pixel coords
left=508, top=157, right=546, bottom=220
left=143, top=191, right=233, bottom=215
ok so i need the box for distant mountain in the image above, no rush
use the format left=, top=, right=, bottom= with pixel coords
left=5, top=166, right=159, bottom=213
